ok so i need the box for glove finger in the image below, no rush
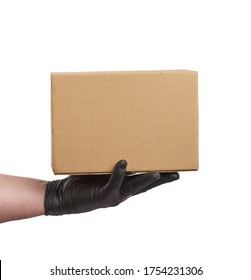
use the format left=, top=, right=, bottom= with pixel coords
left=159, top=172, right=180, bottom=183
left=105, top=160, right=127, bottom=192
left=121, top=172, right=160, bottom=198
left=133, top=172, right=179, bottom=196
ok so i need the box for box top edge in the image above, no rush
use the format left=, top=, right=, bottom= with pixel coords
left=51, top=69, right=198, bottom=76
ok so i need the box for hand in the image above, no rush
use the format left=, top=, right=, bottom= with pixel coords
left=44, top=160, right=179, bottom=215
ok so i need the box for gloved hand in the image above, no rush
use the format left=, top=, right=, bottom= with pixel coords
left=44, top=160, right=179, bottom=215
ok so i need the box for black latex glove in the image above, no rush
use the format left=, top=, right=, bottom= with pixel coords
left=44, top=160, right=179, bottom=215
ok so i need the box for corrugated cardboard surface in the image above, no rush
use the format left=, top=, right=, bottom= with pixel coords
left=51, top=70, right=198, bottom=174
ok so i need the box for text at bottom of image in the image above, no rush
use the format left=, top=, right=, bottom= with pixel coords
left=50, top=266, right=204, bottom=277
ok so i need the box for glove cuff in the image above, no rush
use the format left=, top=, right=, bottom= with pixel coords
left=44, top=179, right=71, bottom=216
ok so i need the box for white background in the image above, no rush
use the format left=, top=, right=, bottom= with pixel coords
left=0, top=0, right=250, bottom=279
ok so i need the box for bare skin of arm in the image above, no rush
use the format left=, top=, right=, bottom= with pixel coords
left=0, top=173, right=47, bottom=223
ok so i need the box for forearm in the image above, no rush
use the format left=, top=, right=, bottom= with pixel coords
left=0, top=173, right=47, bottom=223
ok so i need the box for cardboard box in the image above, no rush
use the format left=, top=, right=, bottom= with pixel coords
left=51, top=70, right=198, bottom=174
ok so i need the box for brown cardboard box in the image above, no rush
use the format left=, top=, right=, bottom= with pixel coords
left=51, top=70, right=198, bottom=174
